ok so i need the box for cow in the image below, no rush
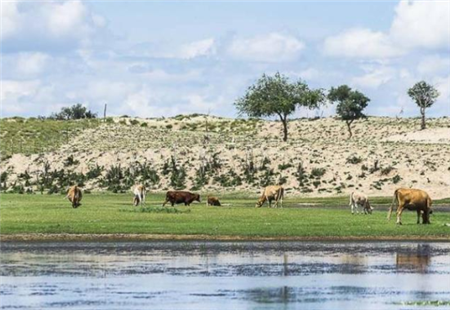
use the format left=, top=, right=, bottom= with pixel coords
left=162, top=191, right=200, bottom=207
left=67, top=185, right=82, bottom=208
left=133, top=184, right=146, bottom=206
left=349, top=191, right=373, bottom=215
left=255, top=185, right=284, bottom=208
left=387, top=188, right=433, bottom=225
left=207, top=196, right=221, bottom=206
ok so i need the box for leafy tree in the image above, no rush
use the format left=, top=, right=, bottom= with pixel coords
left=328, top=85, right=370, bottom=138
left=50, top=104, right=97, bottom=120
left=407, top=81, right=439, bottom=130
left=235, top=72, right=325, bottom=142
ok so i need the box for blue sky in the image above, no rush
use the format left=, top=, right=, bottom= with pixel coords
left=2, top=0, right=449, bottom=118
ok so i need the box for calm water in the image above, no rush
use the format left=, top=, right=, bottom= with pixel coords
left=1, top=242, right=450, bottom=310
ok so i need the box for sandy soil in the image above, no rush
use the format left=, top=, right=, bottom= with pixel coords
left=2, top=116, right=449, bottom=199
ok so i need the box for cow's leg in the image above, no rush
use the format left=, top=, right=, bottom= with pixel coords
left=417, top=210, right=421, bottom=224
left=422, top=210, right=430, bottom=224
left=396, top=207, right=404, bottom=225
left=142, top=192, right=146, bottom=206
left=162, top=199, right=168, bottom=207
left=350, top=199, right=354, bottom=214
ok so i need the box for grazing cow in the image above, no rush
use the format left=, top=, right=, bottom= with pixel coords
left=207, top=196, right=221, bottom=206
left=255, top=185, right=284, bottom=208
left=388, top=188, right=433, bottom=225
left=67, top=185, right=82, bottom=208
left=133, top=184, right=146, bottom=206
left=163, top=191, right=200, bottom=207
left=349, top=191, right=373, bottom=215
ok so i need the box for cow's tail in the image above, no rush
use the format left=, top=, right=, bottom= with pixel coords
left=387, top=189, right=399, bottom=220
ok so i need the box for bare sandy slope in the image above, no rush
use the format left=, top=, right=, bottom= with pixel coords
left=2, top=116, right=449, bottom=199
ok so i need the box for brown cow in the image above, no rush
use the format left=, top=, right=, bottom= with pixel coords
left=207, top=196, right=221, bottom=206
left=255, top=185, right=284, bottom=208
left=387, top=188, right=433, bottom=225
left=67, top=185, right=82, bottom=208
left=162, top=191, right=200, bottom=207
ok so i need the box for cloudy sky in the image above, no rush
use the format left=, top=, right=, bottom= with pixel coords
left=2, top=0, right=449, bottom=118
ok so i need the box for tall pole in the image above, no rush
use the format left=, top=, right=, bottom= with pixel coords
left=103, top=103, right=107, bottom=120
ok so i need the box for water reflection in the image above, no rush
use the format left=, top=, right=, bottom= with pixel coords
left=1, top=242, right=450, bottom=310
left=396, top=244, right=431, bottom=273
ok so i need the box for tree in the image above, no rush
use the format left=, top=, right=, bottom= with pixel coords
left=328, top=85, right=370, bottom=138
left=235, top=72, right=325, bottom=142
left=50, top=104, right=97, bottom=120
left=407, top=81, right=439, bottom=130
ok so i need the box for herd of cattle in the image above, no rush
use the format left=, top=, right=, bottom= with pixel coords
left=66, top=184, right=434, bottom=225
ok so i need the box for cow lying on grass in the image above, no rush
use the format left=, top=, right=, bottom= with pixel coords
left=349, top=191, right=373, bottom=215
left=133, top=184, right=146, bottom=206
left=255, top=185, right=284, bottom=208
left=67, top=185, right=82, bottom=208
left=163, top=191, right=200, bottom=206
left=388, top=188, right=433, bottom=225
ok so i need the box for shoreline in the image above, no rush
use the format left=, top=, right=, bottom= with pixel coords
left=2, top=233, right=450, bottom=242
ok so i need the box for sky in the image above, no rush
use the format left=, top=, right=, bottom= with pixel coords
left=1, top=0, right=449, bottom=119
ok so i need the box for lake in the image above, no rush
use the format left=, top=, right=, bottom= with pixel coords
left=1, top=241, right=450, bottom=309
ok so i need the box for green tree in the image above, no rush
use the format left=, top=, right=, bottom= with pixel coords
left=328, top=85, right=370, bottom=138
left=235, top=72, right=325, bottom=142
left=407, top=81, right=439, bottom=130
left=50, top=104, right=97, bottom=120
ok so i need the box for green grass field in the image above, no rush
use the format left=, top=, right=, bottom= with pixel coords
left=1, top=193, right=450, bottom=239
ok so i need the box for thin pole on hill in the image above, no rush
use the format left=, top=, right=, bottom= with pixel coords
left=104, top=103, right=107, bottom=121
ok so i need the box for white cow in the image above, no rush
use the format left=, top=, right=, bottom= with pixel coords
left=133, top=184, right=146, bottom=206
left=349, top=191, right=373, bottom=215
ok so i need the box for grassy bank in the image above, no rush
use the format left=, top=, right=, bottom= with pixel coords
left=1, top=193, right=450, bottom=239
left=0, top=118, right=100, bottom=156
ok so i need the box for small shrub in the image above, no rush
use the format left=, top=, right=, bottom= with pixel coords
left=64, top=155, right=79, bottom=166
left=381, top=166, right=394, bottom=175
left=311, top=168, right=326, bottom=178
left=346, top=155, right=362, bottom=164
left=278, top=163, right=293, bottom=171
left=392, top=175, right=402, bottom=184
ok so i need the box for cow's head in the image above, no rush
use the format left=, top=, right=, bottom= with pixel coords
left=365, top=201, right=373, bottom=214
left=255, top=198, right=265, bottom=208
left=195, top=194, right=201, bottom=203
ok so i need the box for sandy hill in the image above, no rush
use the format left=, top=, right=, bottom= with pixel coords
left=1, top=115, right=449, bottom=198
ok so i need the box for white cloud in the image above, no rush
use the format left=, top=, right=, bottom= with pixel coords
left=323, top=1, right=450, bottom=60
left=179, top=38, right=216, bottom=59
left=1, top=2, right=21, bottom=40
left=417, top=55, right=450, bottom=76
left=391, top=0, right=450, bottom=50
left=1, top=1, right=106, bottom=52
left=323, top=28, right=404, bottom=59
left=44, top=1, right=90, bottom=37
left=1, top=80, right=41, bottom=114
left=227, top=33, right=304, bottom=62
left=351, top=66, right=396, bottom=89
left=15, top=52, right=50, bottom=76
